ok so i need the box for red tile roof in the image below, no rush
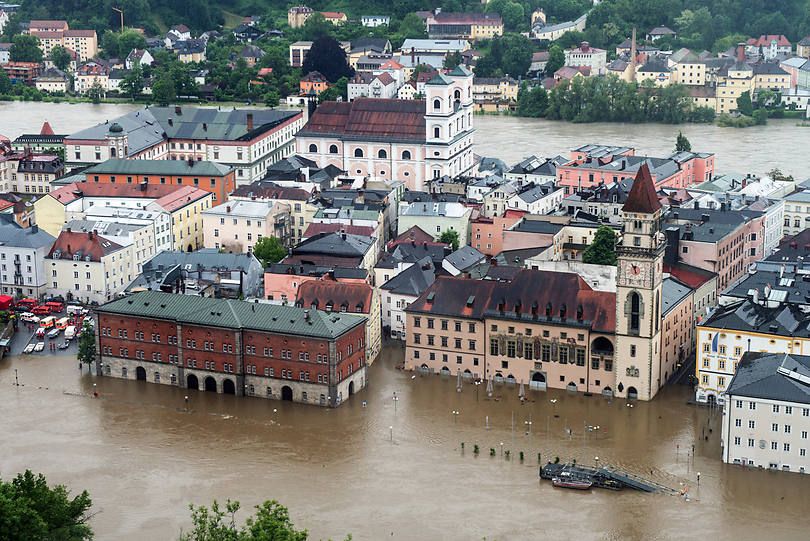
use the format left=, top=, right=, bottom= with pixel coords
left=747, top=35, right=791, bottom=47
left=375, top=72, right=395, bottom=85
left=388, top=225, right=438, bottom=248
left=304, top=223, right=375, bottom=238
left=623, top=163, right=662, bottom=213
left=152, top=186, right=212, bottom=212
left=47, top=230, right=124, bottom=261
left=48, top=182, right=184, bottom=205
left=320, top=11, right=346, bottom=19
left=0, top=199, right=13, bottom=212
left=40, top=121, right=54, bottom=135
left=296, top=280, right=373, bottom=314
left=663, top=262, right=716, bottom=289
left=299, top=98, right=426, bottom=143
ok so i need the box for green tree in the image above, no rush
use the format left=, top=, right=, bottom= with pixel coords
left=516, top=84, right=548, bottom=117
left=87, top=79, right=104, bottom=104
left=10, top=34, right=43, bottom=63
left=0, top=470, right=93, bottom=540
left=300, top=13, right=333, bottom=41
left=77, top=322, right=96, bottom=372
left=444, top=51, right=463, bottom=70
left=120, top=66, right=144, bottom=99
left=263, top=89, right=281, bottom=107
left=768, top=168, right=794, bottom=183
left=0, top=68, right=11, bottom=94
left=152, top=73, right=176, bottom=105
left=118, top=29, right=147, bottom=56
left=392, top=13, right=427, bottom=47
left=179, top=499, right=324, bottom=541
left=50, top=45, right=72, bottom=71
left=582, top=225, right=617, bottom=266
left=319, top=76, right=348, bottom=102
left=439, top=230, right=460, bottom=251
left=252, top=236, right=287, bottom=267
left=675, top=132, right=691, bottom=152
left=544, top=44, right=565, bottom=76
left=301, top=36, right=353, bottom=83
left=736, top=91, right=754, bottom=116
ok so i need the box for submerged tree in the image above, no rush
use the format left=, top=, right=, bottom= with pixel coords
left=675, top=132, right=691, bottom=152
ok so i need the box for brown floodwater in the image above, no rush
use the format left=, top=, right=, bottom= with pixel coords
left=0, top=345, right=807, bottom=540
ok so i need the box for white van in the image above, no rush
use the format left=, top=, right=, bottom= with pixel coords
left=64, top=325, right=77, bottom=340
left=66, top=305, right=83, bottom=315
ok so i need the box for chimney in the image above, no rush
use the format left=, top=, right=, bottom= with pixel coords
left=66, top=227, right=71, bottom=233
left=226, top=205, right=231, bottom=213
left=701, top=213, right=710, bottom=222
left=246, top=113, right=254, bottom=131
left=341, top=232, right=347, bottom=240
left=736, top=43, right=746, bottom=63
left=693, top=200, right=699, bottom=209
left=202, top=122, right=207, bottom=131
left=175, top=105, right=182, bottom=115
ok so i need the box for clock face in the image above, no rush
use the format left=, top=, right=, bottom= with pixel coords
left=631, top=264, right=640, bottom=275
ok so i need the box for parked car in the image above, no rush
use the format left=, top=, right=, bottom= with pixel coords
left=20, top=312, right=38, bottom=323
left=47, top=328, right=60, bottom=339
left=23, top=343, right=35, bottom=354
left=44, top=301, right=65, bottom=313
left=57, top=341, right=70, bottom=350
left=33, top=342, right=45, bottom=352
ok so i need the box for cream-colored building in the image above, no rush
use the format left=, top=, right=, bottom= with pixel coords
left=287, top=6, right=314, bottom=28
left=671, top=59, right=706, bottom=86
left=46, top=229, right=135, bottom=304
left=425, top=12, right=503, bottom=40
left=636, top=59, right=672, bottom=87
left=722, top=352, right=810, bottom=475
left=202, top=199, right=291, bottom=254
left=782, top=191, right=810, bottom=236
left=28, top=20, right=97, bottom=61
left=472, top=76, right=518, bottom=106
left=35, top=68, right=69, bottom=93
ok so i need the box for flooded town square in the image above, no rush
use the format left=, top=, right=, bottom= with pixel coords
left=0, top=345, right=807, bottom=540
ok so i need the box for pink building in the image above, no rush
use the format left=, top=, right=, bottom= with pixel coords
left=470, top=210, right=525, bottom=256
left=263, top=263, right=368, bottom=304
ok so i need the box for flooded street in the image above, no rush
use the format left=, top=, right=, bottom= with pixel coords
left=0, top=346, right=807, bottom=540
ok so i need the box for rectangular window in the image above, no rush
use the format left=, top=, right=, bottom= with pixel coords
left=507, top=341, right=516, bottom=358
left=490, top=338, right=499, bottom=356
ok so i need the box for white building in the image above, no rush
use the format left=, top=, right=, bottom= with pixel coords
left=506, top=182, right=565, bottom=215
left=0, top=222, right=55, bottom=298
left=46, top=229, right=135, bottom=304
left=722, top=352, right=810, bottom=474
left=296, top=66, right=475, bottom=191
left=361, top=15, right=390, bottom=27
left=397, top=201, right=472, bottom=246
left=399, top=39, right=470, bottom=55
left=564, top=42, right=607, bottom=75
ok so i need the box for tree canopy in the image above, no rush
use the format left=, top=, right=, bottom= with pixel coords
left=252, top=237, right=287, bottom=267
left=10, top=34, right=43, bottom=63
left=49, top=46, right=72, bottom=71
left=0, top=470, right=93, bottom=540
left=474, top=33, right=533, bottom=78
left=77, top=322, right=96, bottom=372
left=582, top=226, right=617, bottom=266
left=301, top=36, right=353, bottom=83
left=439, top=230, right=460, bottom=251
left=675, top=132, right=691, bottom=152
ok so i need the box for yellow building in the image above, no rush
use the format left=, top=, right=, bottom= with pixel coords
left=472, top=76, right=518, bottom=108
left=287, top=6, right=314, bottom=28
left=149, top=186, right=214, bottom=251
left=715, top=61, right=754, bottom=113
left=672, top=60, right=706, bottom=86
left=426, top=12, right=503, bottom=41
left=636, top=59, right=672, bottom=87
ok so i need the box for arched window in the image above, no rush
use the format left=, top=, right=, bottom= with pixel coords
left=434, top=126, right=441, bottom=139
left=329, top=144, right=338, bottom=154
left=354, top=148, right=364, bottom=158
left=433, top=98, right=441, bottom=110
left=454, top=89, right=461, bottom=101
left=629, top=292, right=641, bottom=334
left=402, top=150, right=412, bottom=160
left=308, top=143, right=318, bottom=153
left=378, top=149, right=387, bottom=159
left=110, top=147, right=117, bottom=157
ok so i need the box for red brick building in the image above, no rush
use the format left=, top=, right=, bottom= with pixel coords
left=95, top=291, right=367, bottom=406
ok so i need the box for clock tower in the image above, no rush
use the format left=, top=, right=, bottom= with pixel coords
left=614, top=164, right=666, bottom=401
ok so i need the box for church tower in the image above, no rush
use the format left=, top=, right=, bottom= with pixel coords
left=614, top=163, right=665, bottom=401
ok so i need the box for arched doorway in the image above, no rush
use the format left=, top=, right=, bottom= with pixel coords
left=187, top=244, right=193, bottom=252
left=707, top=394, right=717, bottom=407
left=222, top=379, right=235, bottom=395
left=281, top=385, right=293, bottom=401
left=530, top=371, right=546, bottom=390
left=602, top=386, right=613, bottom=397
left=506, top=374, right=516, bottom=385
left=187, top=374, right=199, bottom=390
left=463, top=369, right=473, bottom=379
left=348, top=381, right=355, bottom=395
left=566, top=382, right=577, bottom=392
left=136, top=366, right=146, bottom=381
left=627, top=386, right=639, bottom=400
left=440, top=366, right=451, bottom=375
left=204, top=376, right=217, bottom=392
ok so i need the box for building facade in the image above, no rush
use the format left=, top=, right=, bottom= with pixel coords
left=0, top=223, right=55, bottom=298
left=95, top=291, right=367, bottom=407
left=202, top=199, right=291, bottom=253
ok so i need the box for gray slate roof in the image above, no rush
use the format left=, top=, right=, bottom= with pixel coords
left=380, top=257, right=436, bottom=296
left=700, top=299, right=810, bottom=338
left=726, top=352, right=810, bottom=405
left=293, top=232, right=374, bottom=257
left=0, top=223, right=55, bottom=249
left=661, top=277, right=691, bottom=316
left=97, top=290, right=365, bottom=338
left=444, top=245, right=485, bottom=271
left=86, top=159, right=231, bottom=177
left=145, top=249, right=260, bottom=273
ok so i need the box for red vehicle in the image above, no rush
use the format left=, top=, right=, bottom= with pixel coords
left=17, top=298, right=38, bottom=309
left=32, top=305, right=51, bottom=316
left=0, top=294, right=13, bottom=310
left=44, top=301, right=65, bottom=313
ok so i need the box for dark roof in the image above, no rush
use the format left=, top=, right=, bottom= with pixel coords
left=293, top=232, right=374, bottom=258
left=765, top=229, right=810, bottom=263
left=377, top=242, right=449, bottom=268
left=97, top=291, right=364, bottom=339
left=750, top=62, right=788, bottom=75
left=267, top=262, right=367, bottom=280
left=303, top=223, right=375, bottom=238
left=231, top=182, right=311, bottom=201
left=298, top=98, right=426, bottom=144
left=663, top=262, right=716, bottom=288
left=623, top=164, right=662, bottom=213
left=0, top=222, right=56, bottom=249
left=700, top=300, right=810, bottom=338
left=510, top=218, right=565, bottom=235
left=296, top=280, right=373, bottom=314
left=726, top=352, right=810, bottom=405
left=380, top=257, right=436, bottom=296
left=444, top=245, right=485, bottom=272
left=144, top=249, right=260, bottom=273
left=407, top=269, right=616, bottom=333
left=389, top=225, right=436, bottom=247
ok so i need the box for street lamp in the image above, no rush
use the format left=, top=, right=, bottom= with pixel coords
left=451, top=410, right=460, bottom=423
left=389, top=425, right=393, bottom=442
left=499, top=441, right=504, bottom=456
left=474, top=380, right=481, bottom=401
left=594, top=456, right=600, bottom=468
left=184, top=395, right=189, bottom=411
left=393, top=392, right=399, bottom=412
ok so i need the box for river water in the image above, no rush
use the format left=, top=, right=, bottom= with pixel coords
left=0, top=348, right=808, bottom=540
left=1, top=101, right=809, bottom=179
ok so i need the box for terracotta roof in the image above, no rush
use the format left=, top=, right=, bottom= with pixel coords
left=152, top=186, right=212, bottom=212
left=375, top=72, right=395, bottom=85
left=47, top=230, right=124, bottom=261
left=379, top=59, right=403, bottom=70
left=0, top=200, right=13, bottom=212
left=64, top=30, right=96, bottom=37
left=320, top=11, right=346, bottom=18
left=296, top=280, right=373, bottom=314
left=663, top=262, right=716, bottom=289
left=389, top=225, right=437, bottom=247
left=40, top=121, right=54, bottom=135
left=747, top=35, right=791, bottom=47
left=304, top=223, right=375, bottom=238
left=48, top=182, right=183, bottom=205
left=299, top=98, right=426, bottom=143
left=29, top=20, right=69, bottom=30
left=622, top=163, right=662, bottom=213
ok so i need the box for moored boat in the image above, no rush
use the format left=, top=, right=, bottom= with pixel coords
left=552, top=476, right=593, bottom=490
